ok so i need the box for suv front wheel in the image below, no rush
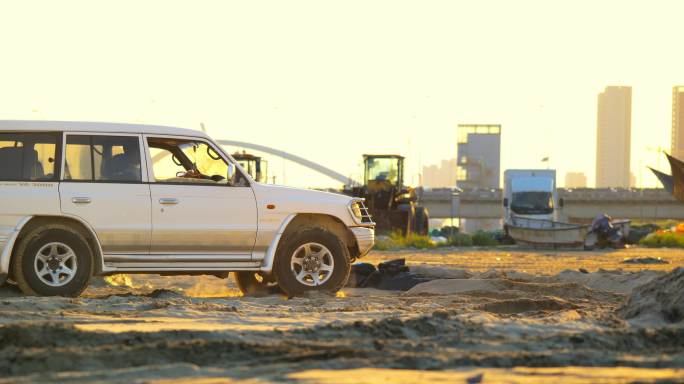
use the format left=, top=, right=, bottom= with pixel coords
left=12, top=224, right=93, bottom=297
left=274, top=228, right=350, bottom=297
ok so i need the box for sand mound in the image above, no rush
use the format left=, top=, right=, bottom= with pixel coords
left=553, top=269, right=663, bottom=294
left=145, top=289, right=185, bottom=299
left=405, top=279, right=500, bottom=295
left=296, top=309, right=462, bottom=341
left=0, top=322, right=86, bottom=348
left=409, top=264, right=473, bottom=279
left=479, top=298, right=577, bottom=314
left=622, top=257, right=669, bottom=265
left=405, top=278, right=619, bottom=301
left=618, top=268, right=684, bottom=323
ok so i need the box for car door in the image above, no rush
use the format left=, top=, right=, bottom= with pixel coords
left=144, top=135, right=257, bottom=257
left=59, top=133, right=152, bottom=255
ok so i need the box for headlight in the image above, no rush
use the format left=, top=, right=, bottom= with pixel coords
left=349, top=200, right=373, bottom=226
left=351, top=203, right=363, bottom=221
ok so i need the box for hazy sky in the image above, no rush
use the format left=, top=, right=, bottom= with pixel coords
left=1, top=0, right=682, bottom=188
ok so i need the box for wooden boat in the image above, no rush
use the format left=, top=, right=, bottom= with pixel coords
left=506, top=215, right=630, bottom=249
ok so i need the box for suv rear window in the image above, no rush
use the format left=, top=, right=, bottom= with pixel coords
left=64, top=135, right=142, bottom=182
left=0, top=133, right=59, bottom=181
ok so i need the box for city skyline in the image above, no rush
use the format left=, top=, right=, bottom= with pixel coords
left=423, top=83, right=671, bottom=190
left=425, top=81, right=676, bottom=190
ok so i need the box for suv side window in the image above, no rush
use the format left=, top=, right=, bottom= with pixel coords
left=0, top=132, right=59, bottom=181
left=147, top=137, right=247, bottom=186
left=64, top=135, right=142, bottom=182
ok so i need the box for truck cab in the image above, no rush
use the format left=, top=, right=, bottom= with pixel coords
left=503, top=169, right=559, bottom=224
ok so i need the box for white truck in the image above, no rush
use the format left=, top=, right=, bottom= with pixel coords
left=503, top=169, right=631, bottom=249
left=503, top=169, right=560, bottom=224
left=0, top=121, right=375, bottom=297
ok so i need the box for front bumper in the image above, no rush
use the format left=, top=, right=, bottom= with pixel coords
left=351, top=227, right=375, bottom=257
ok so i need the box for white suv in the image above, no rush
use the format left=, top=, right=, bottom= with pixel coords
left=0, top=121, right=374, bottom=297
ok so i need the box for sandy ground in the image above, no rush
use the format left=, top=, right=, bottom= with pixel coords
left=0, top=246, right=683, bottom=383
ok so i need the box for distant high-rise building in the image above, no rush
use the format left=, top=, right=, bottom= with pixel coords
left=672, top=86, right=684, bottom=159
left=422, top=158, right=457, bottom=188
left=596, top=86, right=632, bottom=188
left=456, top=124, right=502, bottom=233
left=565, top=172, right=587, bottom=188
left=456, top=124, right=501, bottom=189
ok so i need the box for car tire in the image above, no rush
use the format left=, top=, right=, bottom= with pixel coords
left=397, top=203, right=416, bottom=236
left=274, top=228, right=350, bottom=297
left=12, top=224, right=93, bottom=297
left=233, top=271, right=282, bottom=297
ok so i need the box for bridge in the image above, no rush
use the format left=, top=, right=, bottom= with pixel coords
left=217, top=140, right=359, bottom=186
left=420, top=188, right=684, bottom=221
left=216, top=140, right=683, bottom=221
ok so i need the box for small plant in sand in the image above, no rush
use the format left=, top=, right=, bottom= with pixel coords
left=374, top=231, right=436, bottom=250
left=375, top=230, right=501, bottom=250
left=639, top=231, right=684, bottom=248
left=471, top=231, right=500, bottom=246
left=447, top=233, right=474, bottom=247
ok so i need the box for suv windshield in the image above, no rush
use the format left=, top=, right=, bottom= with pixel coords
left=148, top=137, right=247, bottom=186
left=511, top=191, right=554, bottom=215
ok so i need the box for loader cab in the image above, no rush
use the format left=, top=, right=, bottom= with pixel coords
left=363, top=154, right=404, bottom=192
left=233, top=151, right=269, bottom=183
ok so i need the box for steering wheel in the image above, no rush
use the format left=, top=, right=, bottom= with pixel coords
left=176, top=169, right=203, bottom=179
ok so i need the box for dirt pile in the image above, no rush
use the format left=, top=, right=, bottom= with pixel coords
left=553, top=269, right=664, bottom=294
left=404, top=278, right=621, bottom=302
left=619, top=268, right=684, bottom=323
left=478, top=298, right=577, bottom=315
left=406, top=267, right=664, bottom=296
left=622, top=257, right=669, bottom=265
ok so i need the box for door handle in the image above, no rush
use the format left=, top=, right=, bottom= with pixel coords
left=71, top=197, right=92, bottom=204
left=159, top=198, right=179, bottom=205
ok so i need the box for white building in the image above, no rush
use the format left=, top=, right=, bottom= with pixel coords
left=596, top=86, right=632, bottom=188
left=565, top=172, right=587, bottom=188
left=456, top=124, right=501, bottom=233
left=672, top=86, right=684, bottom=160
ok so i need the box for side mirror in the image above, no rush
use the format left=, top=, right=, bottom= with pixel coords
left=503, top=198, right=508, bottom=207
left=227, top=163, right=236, bottom=182
left=559, top=198, right=565, bottom=208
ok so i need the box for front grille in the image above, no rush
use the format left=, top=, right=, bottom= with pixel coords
left=356, top=200, right=374, bottom=224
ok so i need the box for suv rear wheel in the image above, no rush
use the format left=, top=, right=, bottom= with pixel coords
left=274, top=228, right=350, bottom=297
left=233, top=271, right=282, bottom=296
left=12, top=224, right=93, bottom=297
